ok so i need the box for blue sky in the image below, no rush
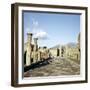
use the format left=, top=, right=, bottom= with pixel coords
left=23, top=11, right=80, bottom=48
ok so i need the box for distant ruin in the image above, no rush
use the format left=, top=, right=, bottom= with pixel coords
left=24, top=32, right=80, bottom=66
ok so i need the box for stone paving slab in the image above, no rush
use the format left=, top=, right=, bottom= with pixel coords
left=24, top=57, right=80, bottom=77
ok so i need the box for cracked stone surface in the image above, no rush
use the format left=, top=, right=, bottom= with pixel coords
left=24, top=57, right=80, bottom=77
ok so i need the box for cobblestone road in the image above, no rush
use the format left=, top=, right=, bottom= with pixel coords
left=24, top=57, right=80, bottom=77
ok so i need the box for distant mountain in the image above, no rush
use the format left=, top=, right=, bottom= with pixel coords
left=50, top=42, right=77, bottom=49
left=50, top=44, right=61, bottom=49
left=66, top=42, right=77, bottom=48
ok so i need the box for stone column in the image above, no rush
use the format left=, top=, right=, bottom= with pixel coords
left=38, top=51, right=41, bottom=61
left=33, top=38, right=38, bottom=63
left=26, top=33, right=33, bottom=66
left=65, top=46, right=68, bottom=58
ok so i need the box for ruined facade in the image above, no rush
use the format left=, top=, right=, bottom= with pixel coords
left=65, top=33, right=80, bottom=61
left=49, top=46, right=66, bottom=58
left=24, top=33, right=50, bottom=66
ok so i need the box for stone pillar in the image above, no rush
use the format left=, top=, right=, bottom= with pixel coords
left=33, top=38, right=38, bottom=63
left=26, top=33, right=33, bottom=66
left=38, top=51, right=41, bottom=61
left=65, top=46, right=68, bottom=58
left=34, top=38, right=38, bottom=51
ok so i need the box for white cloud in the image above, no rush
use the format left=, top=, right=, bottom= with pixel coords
left=32, top=19, right=48, bottom=40
left=34, top=30, right=48, bottom=39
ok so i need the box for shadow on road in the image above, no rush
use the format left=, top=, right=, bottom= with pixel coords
left=24, top=58, right=52, bottom=72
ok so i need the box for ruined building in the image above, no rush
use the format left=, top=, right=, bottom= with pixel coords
left=65, top=33, right=80, bottom=61
left=24, top=33, right=50, bottom=66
